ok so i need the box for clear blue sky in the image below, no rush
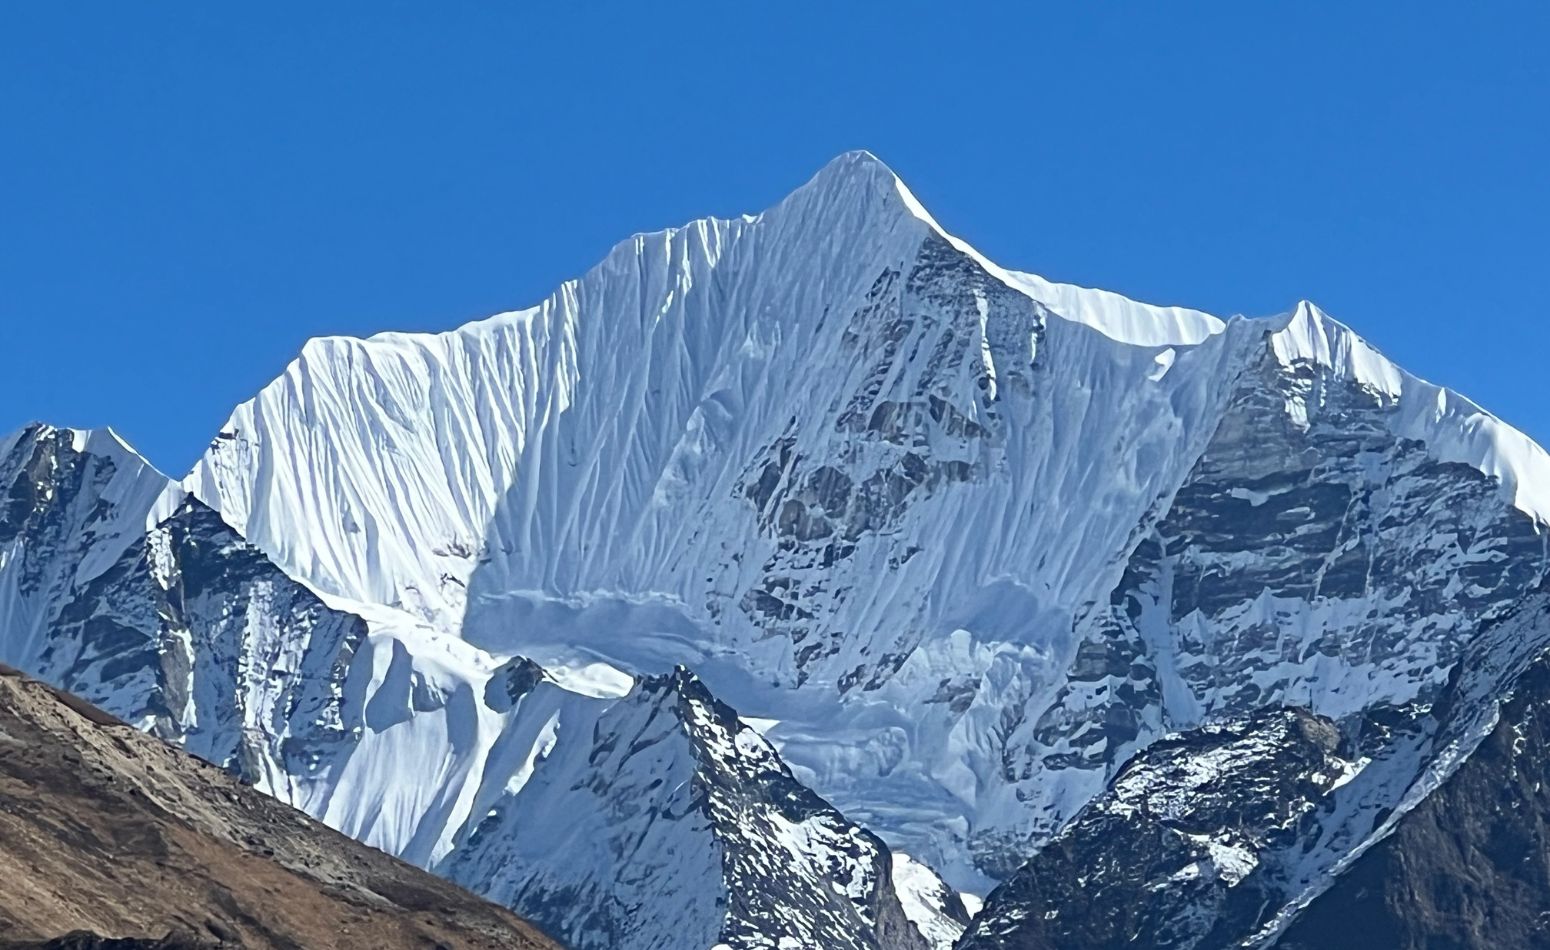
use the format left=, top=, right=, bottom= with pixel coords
left=4, top=3, right=1547, bottom=473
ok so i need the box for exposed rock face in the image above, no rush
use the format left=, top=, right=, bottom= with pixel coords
left=958, top=582, right=1550, bottom=949
left=43, top=495, right=368, bottom=794
left=0, top=425, right=173, bottom=684
left=444, top=667, right=943, bottom=950
left=0, top=425, right=367, bottom=793
left=1276, top=593, right=1550, bottom=950
left=957, top=709, right=1355, bottom=949
left=0, top=663, right=556, bottom=950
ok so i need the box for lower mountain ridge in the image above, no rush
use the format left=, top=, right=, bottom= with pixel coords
left=957, top=708, right=1355, bottom=949
left=0, top=662, right=557, bottom=950
left=958, top=581, right=1550, bottom=949
left=1276, top=590, right=1550, bottom=950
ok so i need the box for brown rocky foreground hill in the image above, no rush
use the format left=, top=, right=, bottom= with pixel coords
left=0, top=663, right=559, bottom=950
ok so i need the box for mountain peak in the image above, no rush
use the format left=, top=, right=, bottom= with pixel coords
left=2, top=422, right=165, bottom=479
left=812, top=148, right=900, bottom=184
left=777, top=149, right=938, bottom=235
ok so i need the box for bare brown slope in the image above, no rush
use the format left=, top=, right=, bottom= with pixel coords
left=0, top=664, right=560, bottom=950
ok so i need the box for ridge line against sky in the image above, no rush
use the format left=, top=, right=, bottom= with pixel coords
left=3, top=2, right=1546, bottom=471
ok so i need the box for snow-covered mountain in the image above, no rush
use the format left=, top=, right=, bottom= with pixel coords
left=960, top=578, right=1550, bottom=948
left=443, top=665, right=958, bottom=950
left=958, top=706, right=1359, bottom=948
left=1276, top=584, right=1550, bottom=949
left=0, top=421, right=959, bottom=949
left=5, top=151, right=1550, bottom=948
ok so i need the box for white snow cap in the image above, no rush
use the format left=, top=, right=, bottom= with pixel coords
left=804, top=151, right=1228, bottom=347
left=1269, top=299, right=1550, bottom=524
left=804, top=154, right=1550, bottom=525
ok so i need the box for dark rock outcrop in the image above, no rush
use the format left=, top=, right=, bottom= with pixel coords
left=957, top=708, right=1353, bottom=949
left=1277, top=606, right=1550, bottom=950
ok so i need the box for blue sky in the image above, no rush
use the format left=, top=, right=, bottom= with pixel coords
left=3, top=3, right=1547, bottom=472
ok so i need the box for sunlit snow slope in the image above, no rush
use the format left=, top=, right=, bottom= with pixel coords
left=186, top=150, right=1550, bottom=899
